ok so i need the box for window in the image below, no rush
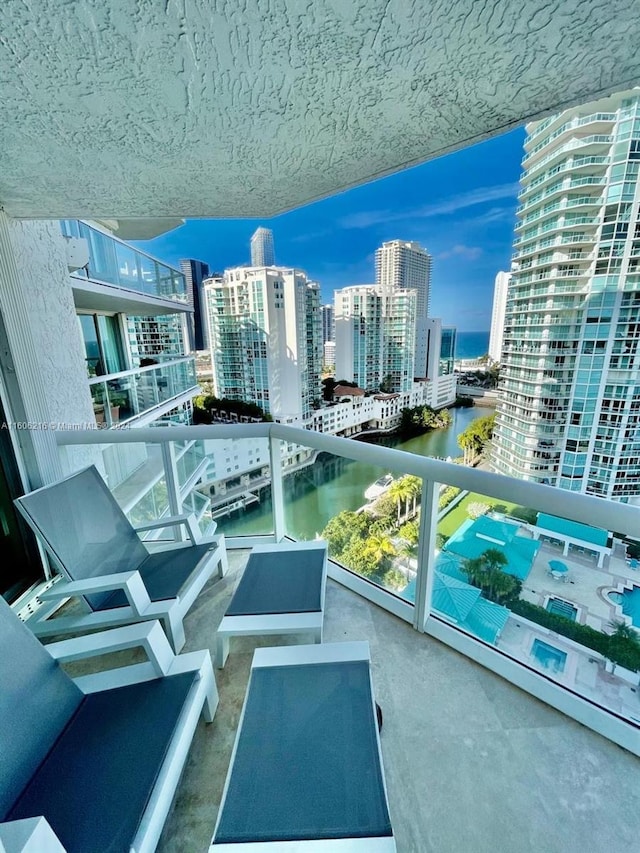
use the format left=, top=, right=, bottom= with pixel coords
left=78, top=313, right=126, bottom=376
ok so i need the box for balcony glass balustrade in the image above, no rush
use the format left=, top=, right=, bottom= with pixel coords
left=61, top=219, right=187, bottom=302
left=54, top=422, right=640, bottom=756
left=88, top=357, right=197, bottom=425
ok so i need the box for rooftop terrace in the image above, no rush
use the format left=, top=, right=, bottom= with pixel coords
left=119, top=549, right=640, bottom=853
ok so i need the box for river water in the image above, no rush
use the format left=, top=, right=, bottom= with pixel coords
left=218, top=406, right=489, bottom=541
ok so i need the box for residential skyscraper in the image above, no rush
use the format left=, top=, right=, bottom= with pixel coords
left=334, top=284, right=416, bottom=392
left=321, top=304, right=335, bottom=343
left=375, top=240, right=432, bottom=377
left=250, top=227, right=275, bottom=266
left=205, top=266, right=321, bottom=421
left=488, top=271, right=510, bottom=363
left=492, top=90, right=640, bottom=502
left=180, top=258, right=210, bottom=350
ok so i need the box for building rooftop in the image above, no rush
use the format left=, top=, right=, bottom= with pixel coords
left=537, top=513, right=610, bottom=548
left=103, top=548, right=640, bottom=853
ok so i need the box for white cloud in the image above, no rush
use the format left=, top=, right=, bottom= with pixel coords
left=338, top=183, right=520, bottom=229
left=436, top=244, right=483, bottom=261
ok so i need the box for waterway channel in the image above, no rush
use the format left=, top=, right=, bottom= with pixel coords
left=217, top=405, right=490, bottom=541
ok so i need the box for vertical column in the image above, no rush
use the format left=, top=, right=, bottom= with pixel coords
left=413, top=478, right=438, bottom=633
left=0, top=213, right=94, bottom=487
left=269, top=431, right=285, bottom=541
left=161, top=440, right=185, bottom=541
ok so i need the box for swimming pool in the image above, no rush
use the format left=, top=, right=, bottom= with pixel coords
left=531, top=639, right=567, bottom=674
left=545, top=598, right=578, bottom=621
left=611, top=586, right=640, bottom=627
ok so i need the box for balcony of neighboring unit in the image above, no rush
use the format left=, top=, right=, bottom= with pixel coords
left=88, top=356, right=198, bottom=427
left=517, top=176, right=607, bottom=212
left=523, top=114, right=616, bottom=164
left=61, top=219, right=190, bottom=316
left=521, top=135, right=613, bottom=179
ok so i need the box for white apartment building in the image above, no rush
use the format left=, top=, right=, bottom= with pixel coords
left=205, top=266, right=322, bottom=422
left=375, top=240, right=432, bottom=378
left=334, top=284, right=416, bottom=392
left=492, top=90, right=640, bottom=502
left=488, top=271, right=511, bottom=363
left=250, top=227, right=275, bottom=267
left=335, top=285, right=384, bottom=391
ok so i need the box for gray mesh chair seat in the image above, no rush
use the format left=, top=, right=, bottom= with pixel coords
left=211, top=643, right=396, bottom=850
left=15, top=465, right=228, bottom=651
left=95, top=543, right=217, bottom=609
left=8, top=672, right=197, bottom=853
left=0, top=593, right=218, bottom=853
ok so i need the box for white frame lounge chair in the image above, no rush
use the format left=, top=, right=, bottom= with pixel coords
left=215, top=541, right=327, bottom=668
left=15, top=465, right=228, bottom=652
left=210, top=641, right=396, bottom=852
left=0, top=593, right=217, bottom=853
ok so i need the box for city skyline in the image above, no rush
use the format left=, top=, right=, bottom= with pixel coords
left=133, top=128, right=526, bottom=332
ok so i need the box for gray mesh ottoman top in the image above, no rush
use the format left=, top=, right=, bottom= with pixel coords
left=214, top=659, right=392, bottom=844
left=225, top=547, right=325, bottom=616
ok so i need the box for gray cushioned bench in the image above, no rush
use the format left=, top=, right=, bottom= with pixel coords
left=0, top=594, right=217, bottom=853
left=210, top=642, right=396, bottom=852
left=216, top=541, right=327, bottom=668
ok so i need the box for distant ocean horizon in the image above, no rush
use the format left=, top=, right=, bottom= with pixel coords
left=455, top=331, right=490, bottom=360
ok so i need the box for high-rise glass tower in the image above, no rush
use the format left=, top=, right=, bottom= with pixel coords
left=250, top=227, right=275, bottom=266
left=321, top=304, right=335, bottom=343
left=334, top=284, right=416, bottom=392
left=492, top=90, right=640, bottom=502
left=205, top=266, right=321, bottom=421
left=180, top=258, right=210, bottom=350
left=375, top=240, right=432, bottom=377
left=488, top=271, right=510, bottom=363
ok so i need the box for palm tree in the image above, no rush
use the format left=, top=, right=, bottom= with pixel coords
left=388, top=478, right=408, bottom=526
left=606, top=619, right=640, bottom=674
left=404, top=476, right=422, bottom=518
left=364, top=532, right=396, bottom=566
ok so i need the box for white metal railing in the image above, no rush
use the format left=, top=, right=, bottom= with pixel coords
left=54, top=423, right=640, bottom=754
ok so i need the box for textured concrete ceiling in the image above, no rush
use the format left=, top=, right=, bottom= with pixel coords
left=1, top=0, right=639, bottom=220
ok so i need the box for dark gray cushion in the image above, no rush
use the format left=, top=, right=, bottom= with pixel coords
left=8, top=671, right=198, bottom=853
left=214, top=660, right=392, bottom=844
left=0, top=596, right=82, bottom=818
left=225, top=548, right=325, bottom=616
left=95, top=542, right=216, bottom=610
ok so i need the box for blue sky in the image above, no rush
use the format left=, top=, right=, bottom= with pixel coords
left=134, top=127, right=526, bottom=333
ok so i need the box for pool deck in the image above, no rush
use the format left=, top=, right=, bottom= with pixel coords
left=496, top=534, right=640, bottom=720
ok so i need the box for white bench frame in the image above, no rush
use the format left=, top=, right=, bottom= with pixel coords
left=19, top=507, right=227, bottom=653
left=210, top=641, right=396, bottom=852
left=216, top=541, right=327, bottom=668
left=0, top=621, right=218, bottom=853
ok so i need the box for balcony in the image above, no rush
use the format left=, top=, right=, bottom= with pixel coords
left=61, top=219, right=187, bottom=307
left=51, top=421, right=640, bottom=760
left=139, top=547, right=636, bottom=851
left=88, top=357, right=198, bottom=426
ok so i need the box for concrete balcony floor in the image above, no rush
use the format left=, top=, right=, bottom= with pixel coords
left=155, top=549, right=640, bottom=853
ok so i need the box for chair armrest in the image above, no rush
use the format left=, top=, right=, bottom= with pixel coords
left=134, top=514, right=192, bottom=531
left=135, top=513, right=202, bottom=544
left=0, top=816, right=66, bottom=851
left=45, top=620, right=175, bottom=677
left=39, top=571, right=151, bottom=615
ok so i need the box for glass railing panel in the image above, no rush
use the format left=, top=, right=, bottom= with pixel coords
left=62, top=220, right=187, bottom=302
left=198, top=437, right=273, bottom=537
left=279, top=442, right=419, bottom=599
left=89, top=360, right=197, bottom=425
left=433, top=486, right=640, bottom=724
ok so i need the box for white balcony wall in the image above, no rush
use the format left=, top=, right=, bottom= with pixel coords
left=0, top=213, right=100, bottom=485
